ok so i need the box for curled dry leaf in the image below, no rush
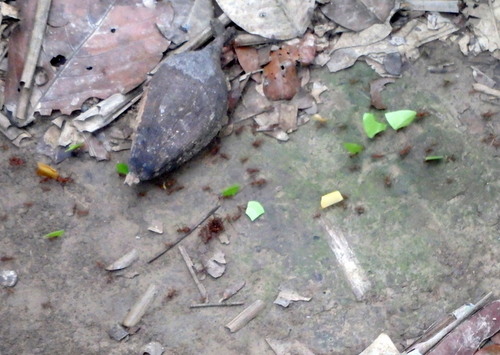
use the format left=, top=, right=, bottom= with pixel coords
left=5, top=0, right=173, bottom=119
left=370, top=78, right=395, bottom=110
left=321, top=0, right=395, bottom=32
left=215, top=0, right=315, bottom=40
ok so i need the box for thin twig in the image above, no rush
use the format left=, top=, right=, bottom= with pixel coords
left=189, top=302, right=244, bottom=309
left=178, top=246, right=208, bottom=303
left=147, top=205, right=220, bottom=264
left=16, top=0, right=51, bottom=122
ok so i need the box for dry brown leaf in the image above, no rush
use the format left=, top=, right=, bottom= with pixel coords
left=5, top=0, right=173, bottom=119
left=263, top=49, right=300, bottom=101
left=215, top=0, right=315, bottom=40
left=235, top=46, right=260, bottom=73
left=321, top=0, right=395, bottom=32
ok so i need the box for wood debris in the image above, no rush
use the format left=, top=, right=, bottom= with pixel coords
left=106, top=249, right=139, bottom=271
left=178, top=246, right=208, bottom=303
left=225, top=299, right=265, bottom=333
left=122, top=283, right=158, bottom=328
left=220, top=280, right=246, bottom=303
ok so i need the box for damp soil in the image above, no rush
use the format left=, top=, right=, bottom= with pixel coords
left=0, top=41, right=499, bottom=354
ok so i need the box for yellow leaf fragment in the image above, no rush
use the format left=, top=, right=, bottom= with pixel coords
left=321, top=191, right=344, bottom=208
left=312, top=114, right=328, bottom=123
left=36, top=162, right=59, bottom=179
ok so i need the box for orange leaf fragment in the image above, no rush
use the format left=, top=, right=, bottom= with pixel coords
left=36, top=162, right=59, bottom=179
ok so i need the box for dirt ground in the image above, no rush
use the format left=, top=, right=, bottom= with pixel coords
left=0, top=40, right=499, bottom=354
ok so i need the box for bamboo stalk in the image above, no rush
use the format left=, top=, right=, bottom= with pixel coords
left=225, top=300, right=265, bottom=332
left=122, top=284, right=158, bottom=328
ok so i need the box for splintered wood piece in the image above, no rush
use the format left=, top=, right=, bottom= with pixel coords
left=106, top=249, right=139, bottom=271
left=178, top=246, right=208, bottom=302
left=225, top=299, right=265, bottom=332
left=220, top=280, right=246, bottom=302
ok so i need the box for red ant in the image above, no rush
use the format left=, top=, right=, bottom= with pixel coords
left=250, top=178, right=267, bottom=187
left=399, top=145, right=412, bottom=158
left=176, top=226, right=191, bottom=234
left=252, top=139, right=263, bottom=148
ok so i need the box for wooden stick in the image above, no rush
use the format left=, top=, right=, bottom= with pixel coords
left=189, top=302, right=244, bottom=309
left=178, top=246, right=208, bottom=303
left=473, top=83, right=500, bottom=98
left=148, top=205, right=220, bottom=263
left=16, top=0, right=51, bottom=122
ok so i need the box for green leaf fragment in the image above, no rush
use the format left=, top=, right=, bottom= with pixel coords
left=116, top=163, right=129, bottom=175
left=43, top=230, right=65, bottom=239
left=363, top=113, right=388, bottom=138
left=342, top=142, right=364, bottom=155
left=245, top=201, right=265, bottom=221
left=65, top=142, right=84, bottom=152
left=424, top=155, right=444, bottom=161
left=385, top=110, right=417, bottom=130
left=221, top=184, right=240, bottom=197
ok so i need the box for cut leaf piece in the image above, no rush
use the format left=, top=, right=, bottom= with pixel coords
left=343, top=142, right=364, bottom=155
left=425, top=155, right=444, bottom=162
left=321, top=191, right=344, bottom=208
left=221, top=184, right=241, bottom=197
left=65, top=142, right=84, bottom=152
left=385, top=110, right=417, bottom=130
left=363, top=113, right=387, bottom=138
left=246, top=201, right=265, bottom=221
left=43, top=230, right=65, bottom=239
left=36, top=162, right=59, bottom=179
left=116, top=163, right=129, bottom=175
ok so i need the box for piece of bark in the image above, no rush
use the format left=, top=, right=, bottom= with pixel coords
left=106, top=249, right=139, bottom=271
left=220, top=280, right=246, bottom=302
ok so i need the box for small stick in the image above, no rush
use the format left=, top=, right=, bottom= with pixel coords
left=473, top=83, right=500, bottom=98
left=16, top=0, right=52, bottom=122
left=148, top=205, right=220, bottom=263
left=122, top=283, right=158, bottom=328
left=189, top=302, right=244, bottom=309
left=178, top=246, right=208, bottom=303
